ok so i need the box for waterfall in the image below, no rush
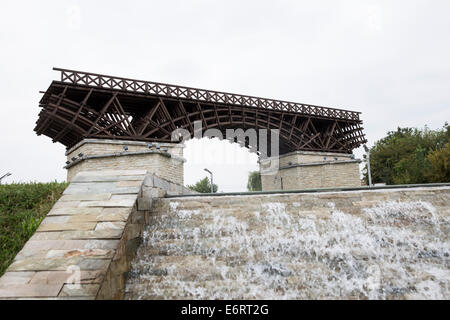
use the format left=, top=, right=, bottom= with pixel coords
left=125, top=191, right=450, bottom=300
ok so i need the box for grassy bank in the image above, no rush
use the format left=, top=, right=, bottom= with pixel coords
left=0, top=182, right=68, bottom=276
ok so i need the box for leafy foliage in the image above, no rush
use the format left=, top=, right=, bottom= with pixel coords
left=247, top=171, right=262, bottom=191
left=187, top=177, right=218, bottom=193
left=426, top=142, right=450, bottom=182
left=0, top=182, right=68, bottom=276
left=364, top=123, right=450, bottom=185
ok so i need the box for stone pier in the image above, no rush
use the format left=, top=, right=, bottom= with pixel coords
left=259, top=151, right=362, bottom=191
left=65, top=139, right=185, bottom=185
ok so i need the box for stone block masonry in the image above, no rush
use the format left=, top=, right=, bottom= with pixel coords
left=65, top=139, right=185, bottom=185
left=0, top=170, right=194, bottom=300
left=260, top=150, right=362, bottom=191
left=1, top=175, right=448, bottom=299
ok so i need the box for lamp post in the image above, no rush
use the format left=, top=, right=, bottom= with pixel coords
left=204, top=168, right=214, bottom=193
left=0, top=172, right=12, bottom=185
left=363, top=145, right=372, bottom=187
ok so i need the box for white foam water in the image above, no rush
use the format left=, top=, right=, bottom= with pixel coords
left=125, top=200, right=449, bottom=300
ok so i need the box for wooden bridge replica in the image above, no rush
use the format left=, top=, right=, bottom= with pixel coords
left=35, top=68, right=367, bottom=190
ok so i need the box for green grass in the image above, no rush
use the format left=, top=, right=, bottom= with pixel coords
left=0, top=182, right=68, bottom=276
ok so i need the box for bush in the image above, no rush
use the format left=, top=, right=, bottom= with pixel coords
left=247, top=171, right=262, bottom=191
left=187, top=177, right=218, bottom=193
left=364, top=123, right=449, bottom=185
left=0, top=182, right=68, bottom=276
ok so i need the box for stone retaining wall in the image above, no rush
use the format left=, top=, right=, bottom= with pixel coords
left=1, top=174, right=448, bottom=300
left=0, top=170, right=194, bottom=299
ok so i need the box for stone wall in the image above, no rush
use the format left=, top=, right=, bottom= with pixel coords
left=65, top=139, right=185, bottom=185
left=1, top=176, right=448, bottom=300
left=0, top=170, right=194, bottom=300
left=260, top=151, right=362, bottom=191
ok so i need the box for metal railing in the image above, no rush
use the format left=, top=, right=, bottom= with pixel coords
left=53, top=68, right=361, bottom=121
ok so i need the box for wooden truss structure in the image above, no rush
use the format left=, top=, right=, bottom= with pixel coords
left=35, top=68, right=367, bottom=155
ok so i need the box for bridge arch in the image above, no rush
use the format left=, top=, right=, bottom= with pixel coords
left=36, top=69, right=366, bottom=156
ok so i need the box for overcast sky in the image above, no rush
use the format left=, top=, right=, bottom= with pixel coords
left=0, top=0, right=449, bottom=191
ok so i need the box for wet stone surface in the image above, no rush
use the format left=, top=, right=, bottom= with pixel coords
left=125, top=187, right=450, bottom=300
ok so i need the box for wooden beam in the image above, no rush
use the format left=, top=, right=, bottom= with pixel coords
left=159, top=98, right=177, bottom=132
left=114, top=96, right=137, bottom=136
left=86, top=92, right=118, bottom=136
left=178, top=101, right=194, bottom=133
left=195, top=102, right=207, bottom=129
left=37, top=86, right=68, bottom=135
left=52, top=88, right=93, bottom=142
left=136, top=101, right=161, bottom=136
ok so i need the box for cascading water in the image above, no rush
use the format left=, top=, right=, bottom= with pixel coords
left=124, top=190, right=450, bottom=300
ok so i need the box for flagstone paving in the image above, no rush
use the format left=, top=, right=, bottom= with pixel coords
left=0, top=170, right=147, bottom=299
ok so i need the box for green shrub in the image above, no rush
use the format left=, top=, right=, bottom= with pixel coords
left=187, top=177, right=218, bottom=193
left=364, top=123, right=450, bottom=185
left=0, top=182, right=68, bottom=276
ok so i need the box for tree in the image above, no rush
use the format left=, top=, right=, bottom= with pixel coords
left=426, top=143, right=450, bottom=182
left=247, top=171, right=262, bottom=191
left=187, top=177, right=218, bottom=193
left=364, top=123, right=449, bottom=185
